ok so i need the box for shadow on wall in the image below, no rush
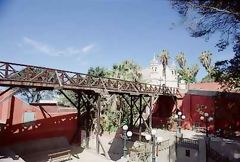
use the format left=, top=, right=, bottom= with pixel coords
left=152, top=96, right=175, bottom=128
left=0, top=97, right=79, bottom=146
left=214, top=92, right=240, bottom=138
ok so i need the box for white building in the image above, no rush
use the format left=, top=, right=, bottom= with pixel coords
left=141, top=56, right=186, bottom=88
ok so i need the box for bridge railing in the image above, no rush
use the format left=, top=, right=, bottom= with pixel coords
left=0, top=61, right=179, bottom=95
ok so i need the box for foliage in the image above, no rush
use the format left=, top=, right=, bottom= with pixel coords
left=171, top=0, right=240, bottom=90
left=213, top=54, right=240, bottom=91
left=199, top=51, right=215, bottom=82
left=158, top=49, right=170, bottom=84
left=56, top=90, right=78, bottom=107
left=176, top=52, right=186, bottom=69
left=102, top=110, right=122, bottom=132
left=101, top=60, right=142, bottom=131
left=57, top=60, right=143, bottom=132
left=201, top=75, right=214, bottom=83
left=110, top=60, right=142, bottom=81
left=87, top=66, right=110, bottom=77
left=18, top=88, right=43, bottom=103
left=175, top=52, right=199, bottom=83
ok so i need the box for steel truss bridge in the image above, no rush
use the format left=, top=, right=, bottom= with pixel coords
left=0, top=61, right=178, bottom=95
left=0, top=61, right=179, bottom=156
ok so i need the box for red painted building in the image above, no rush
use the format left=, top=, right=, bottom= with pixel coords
left=0, top=90, right=79, bottom=146
left=1, top=82, right=239, bottom=147
left=152, top=83, right=240, bottom=137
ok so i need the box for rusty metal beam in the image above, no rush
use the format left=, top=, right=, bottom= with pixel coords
left=0, top=61, right=179, bottom=96
left=59, top=90, right=78, bottom=108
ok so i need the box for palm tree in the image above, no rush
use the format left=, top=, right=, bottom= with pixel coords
left=103, top=60, right=142, bottom=130
left=158, top=50, right=170, bottom=84
left=189, top=64, right=199, bottom=83
left=176, top=52, right=188, bottom=83
left=175, top=52, right=199, bottom=83
left=199, top=51, right=214, bottom=82
left=176, top=52, right=186, bottom=69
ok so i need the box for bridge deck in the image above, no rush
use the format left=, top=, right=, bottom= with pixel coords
left=0, top=61, right=178, bottom=96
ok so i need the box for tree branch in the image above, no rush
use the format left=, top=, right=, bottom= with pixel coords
left=187, top=2, right=240, bottom=17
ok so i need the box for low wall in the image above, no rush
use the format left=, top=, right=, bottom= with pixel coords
left=0, top=95, right=80, bottom=146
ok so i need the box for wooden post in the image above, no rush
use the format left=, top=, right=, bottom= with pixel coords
left=149, top=95, right=153, bottom=129
left=96, top=95, right=101, bottom=154
left=130, top=95, right=133, bottom=128
left=139, top=95, right=142, bottom=141
left=139, top=95, right=142, bottom=128
left=86, top=102, right=90, bottom=149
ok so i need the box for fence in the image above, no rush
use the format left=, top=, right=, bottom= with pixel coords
left=129, top=139, right=170, bottom=162
left=128, top=142, right=151, bottom=162
left=177, top=138, right=199, bottom=150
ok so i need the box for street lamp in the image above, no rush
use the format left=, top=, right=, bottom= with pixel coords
left=200, top=112, right=213, bottom=162
left=145, top=129, right=163, bottom=162
left=122, top=125, right=132, bottom=158
left=200, top=112, right=213, bottom=137
left=174, top=111, right=185, bottom=138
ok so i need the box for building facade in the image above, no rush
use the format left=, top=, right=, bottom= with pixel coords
left=141, top=56, right=186, bottom=89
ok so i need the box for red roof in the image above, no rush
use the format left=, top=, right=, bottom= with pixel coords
left=189, top=82, right=222, bottom=91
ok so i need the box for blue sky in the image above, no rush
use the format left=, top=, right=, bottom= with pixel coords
left=0, top=0, right=234, bottom=80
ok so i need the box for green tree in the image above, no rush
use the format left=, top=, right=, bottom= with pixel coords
left=190, top=64, right=199, bottom=83
left=199, top=51, right=215, bottom=82
left=18, top=88, right=43, bottom=103
left=57, top=60, right=143, bottom=133
left=158, top=50, right=170, bottom=84
left=87, top=66, right=109, bottom=77
left=56, top=90, right=78, bottom=107
left=171, top=0, right=240, bottom=91
left=107, top=60, right=142, bottom=131
left=175, top=52, right=199, bottom=83
left=176, top=52, right=186, bottom=69
left=110, top=60, right=142, bottom=81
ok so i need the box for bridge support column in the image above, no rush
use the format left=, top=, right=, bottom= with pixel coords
left=149, top=95, right=153, bottom=129
left=96, top=95, right=101, bottom=154
left=130, top=96, right=133, bottom=128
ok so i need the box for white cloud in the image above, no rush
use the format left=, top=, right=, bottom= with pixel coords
left=82, top=44, right=95, bottom=53
left=22, top=37, right=95, bottom=57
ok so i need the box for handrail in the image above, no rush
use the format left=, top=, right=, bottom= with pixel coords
left=0, top=61, right=179, bottom=95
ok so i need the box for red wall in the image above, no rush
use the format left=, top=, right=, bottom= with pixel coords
left=152, top=90, right=240, bottom=137
left=152, top=96, right=175, bottom=128
left=213, top=93, right=240, bottom=135
left=181, top=94, right=215, bottom=130
left=0, top=94, right=79, bottom=146
left=181, top=92, right=240, bottom=135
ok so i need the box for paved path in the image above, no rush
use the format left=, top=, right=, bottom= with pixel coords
left=2, top=129, right=239, bottom=161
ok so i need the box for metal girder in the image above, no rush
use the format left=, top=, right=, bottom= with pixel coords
left=0, top=61, right=178, bottom=96
left=0, top=61, right=180, bottom=159
left=59, top=90, right=78, bottom=108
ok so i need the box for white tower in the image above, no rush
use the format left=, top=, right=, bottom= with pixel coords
left=150, top=55, right=162, bottom=85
